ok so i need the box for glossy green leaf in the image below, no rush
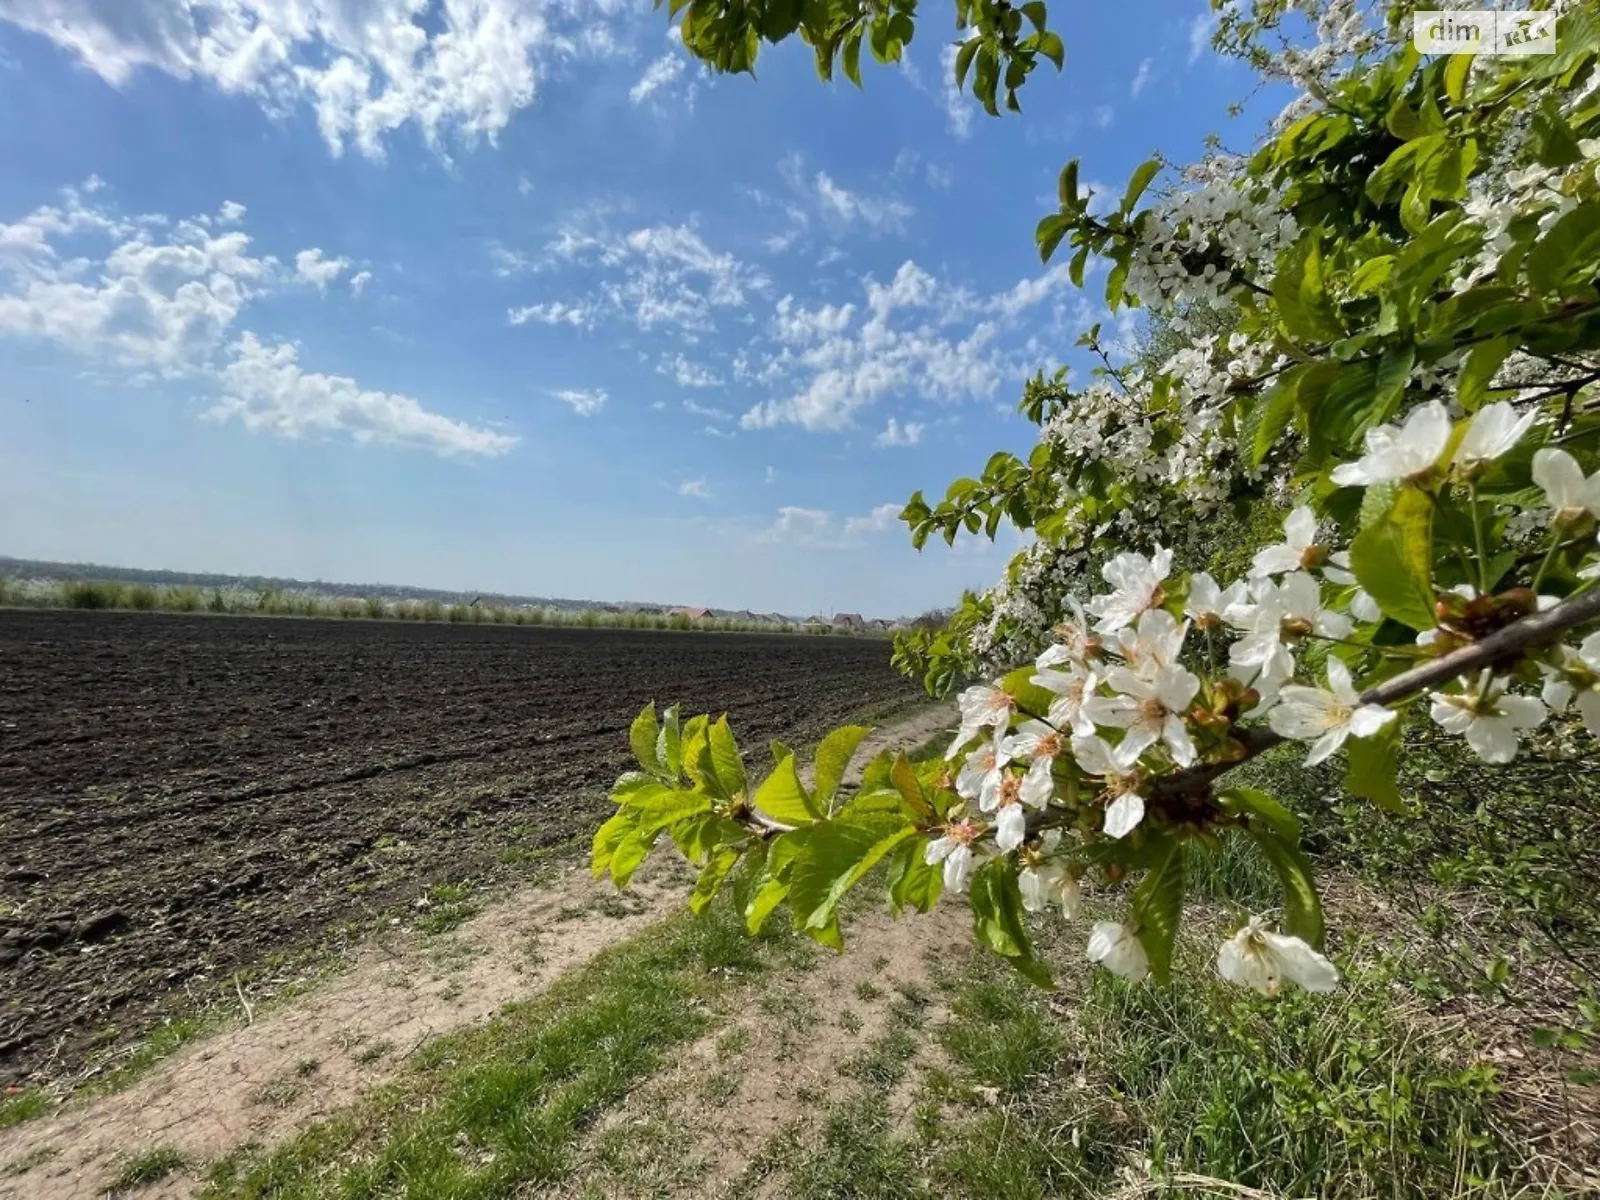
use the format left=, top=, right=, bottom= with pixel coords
left=1132, top=835, right=1186, bottom=985
left=1345, top=719, right=1408, bottom=814
left=1349, top=487, right=1436, bottom=630
left=659, top=704, right=682, bottom=780
left=708, top=714, right=747, bottom=799
left=689, top=844, right=743, bottom=913
left=814, top=724, right=871, bottom=815
left=787, top=811, right=916, bottom=934
left=968, top=859, right=1053, bottom=987
left=630, top=702, right=662, bottom=775
left=1245, top=823, right=1326, bottom=949
left=752, top=754, right=820, bottom=826
left=1121, top=158, right=1160, bottom=215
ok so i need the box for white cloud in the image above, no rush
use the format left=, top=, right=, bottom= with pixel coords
left=517, top=173, right=535, bottom=197
left=684, top=398, right=732, bottom=422
left=209, top=332, right=514, bottom=457
left=629, top=53, right=683, bottom=105
left=489, top=243, right=533, bottom=277
left=763, top=502, right=904, bottom=547
left=741, top=261, right=999, bottom=432
left=659, top=352, right=721, bottom=388
left=678, top=477, right=710, bottom=498
left=508, top=299, right=594, bottom=328
left=217, top=200, right=247, bottom=225
left=294, top=247, right=348, bottom=291
left=1131, top=57, right=1154, bottom=97
left=704, top=424, right=734, bottom=439
left=553, top=387, right=607, bottom=416
left=843, top=503, right=902, bottom=537
left=349, top=269, right=372, bottom=296
left=940, top=41, right=976, bottom=140
left=519, top=219, right=767, bottom=334
left=812, top=171, right=913, bottom=234
left=1092, top=104, right=1114, bottom=129
left=1189, top=12, right=1221, bottom=63
left=0, top=0, right=639, bottom=160
left=764, top=465, right=776, bottom=484
left=874, top=417, right=924, bottom=448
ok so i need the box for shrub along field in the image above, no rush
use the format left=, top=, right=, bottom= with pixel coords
left=0, top=610, right=922, bottom=1092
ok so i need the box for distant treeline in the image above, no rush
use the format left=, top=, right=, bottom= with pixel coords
left=0, top=576, right=883, bottom=636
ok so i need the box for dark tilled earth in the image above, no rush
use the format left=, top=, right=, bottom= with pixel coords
left=0, top=611, right=919, bottom=1085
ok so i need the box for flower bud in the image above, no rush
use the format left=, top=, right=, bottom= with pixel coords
left=1299, top=543, right=1330, bottom=571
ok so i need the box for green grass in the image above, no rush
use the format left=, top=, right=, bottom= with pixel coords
left=203, top=904, right=779, bottom=1199
left=0, top=1090, right=48, bottom=1129
left=413, top=882, right=480, bottom=935
left=107, top=1146, right=188, bottom=1193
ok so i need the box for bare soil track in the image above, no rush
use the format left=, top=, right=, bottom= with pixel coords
left=0, top=611, right=918, bottom=1087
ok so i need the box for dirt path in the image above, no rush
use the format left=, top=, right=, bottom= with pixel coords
left=0, top=702, right=954, bottom=1200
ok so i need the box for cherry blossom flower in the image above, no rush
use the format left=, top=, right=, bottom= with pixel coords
left=1088, top=662, right=1201, bottom=767
left=948, top=684, right=1013, bottom=756
left=955, top=737, right=1008, bottom=810
left=1230, top=572, right=1351, bottom=693
left=924, top=822, right=981, bottom=892
left=1533, top=448, right=1600, bottom=526
left=1000, top=719, right=1069, bottom=808
left=1329, top=400, right=1451, bottom=487
left=1030, top=666, right=1100, bottom=738
left=1085, top=547, right=1173, bottom=633
left=1036, top=597, right=1102, bottom=670
left=1217, top=916, right=1340, bottom=996
left=1429, top=675, right=1548, bottom=763
left=1185, top=571, right=1248, bottom=629
left=1268, top=659, right=1396, bottom=765
left=1087, top=921, right=1149, bottom=982
left=1113, top=608, right=1190, bottom=679
left=1071, top=733, right=1148, bottom=837
left=1250, top=506, right=1327, bottom=578
left=1541, top=633, right=1600, bottom=736
left=1020, top=862, right=1082, bottom=918
left=1454, top=402, right=1536, bottom=475
left=982, top=773, right=1029, bottom=852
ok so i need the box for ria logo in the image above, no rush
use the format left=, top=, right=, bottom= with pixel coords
left=1413, top=9, right=1557, bottom=55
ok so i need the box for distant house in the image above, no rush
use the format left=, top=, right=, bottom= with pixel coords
left=833, top=612, right=866, bottom=631
left=867, top=618, right=892, bottom=631
left=669, top=606, right=711, bottom=620
left=727, top=610, right=759, bottom=624
left=803, top=616, right=830, bottom=632
left=758, top=612, right=788, bottom=626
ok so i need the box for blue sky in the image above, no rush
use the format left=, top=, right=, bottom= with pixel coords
left=0, top=0, right=1269, bottom=616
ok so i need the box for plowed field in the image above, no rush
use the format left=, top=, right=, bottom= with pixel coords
left=0, top=611, right=918, bottom=1085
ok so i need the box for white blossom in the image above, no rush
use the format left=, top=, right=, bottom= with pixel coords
left=1087, top=921, right=1149, bottom=982
left=1086, top=547, right=1172, bottom=633
left=1429, top=675, right=1548, bottom=763
left=925, top=828, right=979, bottom=892
left=1329, top=400, right=1451, bottom=487
left=1000, top=719, right=1068, bottom=808
left=955, top=737, right=1008, bottom=810
left=1030, top=667, right=1100, bottom=739
left=1071, top=733, right=1147, bottom=838
left=1020, top=856, right=1081, bottom=919
left=1455, top=402, right=1536, bottom=474
left=1185, top=571, right=1247, bottom=626
left=948, top=684, right=1014, bottom=756
left=1533, top=448, right=1600, bottom=526
left=1268, top=658, right=1396, bottom=765
left=1113, top=608, right=1190, bottom=679
left=1250, top=506, right=1323, bottom=578
left=1541, top=632, right=1600, bottom=736
left=1088, top=663, right=1201, bottom=767
left=1217, top=916, right=1340, bottom=996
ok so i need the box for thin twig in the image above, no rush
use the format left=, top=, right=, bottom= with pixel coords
left=234, top=975, right=254, bottom=1028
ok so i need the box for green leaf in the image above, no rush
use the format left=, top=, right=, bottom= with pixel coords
left=814, top=725, right=871, bottom=815
left=730, top=839, right=768, bottom=918
left=1443, top=54, right=1472, bottom=106
left=842, top=24, right=863, bottom=86
left=609, top=826, right=664, bottom=889
left=1219, top=786, right=1301, bottom=842
left=630, top=703, right=663, bottom=775
left=708, top=715, right=747, bottom=799
left=954, top=36, right=980, bottom=91
left=680, top=714, right=710, bottom=786
left=1349, top=487, right=1436, bottom=630
left=753, top=754, right=821, bottom=826
left=887, top=837, right=943, bottom=915
left=968, top=859, right=1053, bottom=987
left=1244, top=824, right=1326, bottom=949
left=1121, top=158, right=1160, bottom=215
left=1021, top=0, right=1048, bottom=33
left=1528, top=202, right=1600, bottom=296
left=1372, top=344, right=1414, bottom=427
left=1458, top=335, right=1514, bottom=411
left=1345, top=719, right=1407, bottom=814
left=659, top=704, right=682, bottom=779
left=1035, top=30, right=1064, bottom=70
left=689, top=844, right=743, bottom=914
left=592, top=808, right=638, bottom=878
left=1057, top=160, right=1080, bottom=211
left=1244, top=368, right=1303, bottom=468
left=1069, top=244, right=1089, bottom=287
left=787, top=812, right=916, bottom=934
left=889, top=753, right=934, bottom=822
left=671, top=812, right=747, bottom=864
left=1036, top=213, right=1071, bottom=263
left=1132, top=836, right=1186, bottom=985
